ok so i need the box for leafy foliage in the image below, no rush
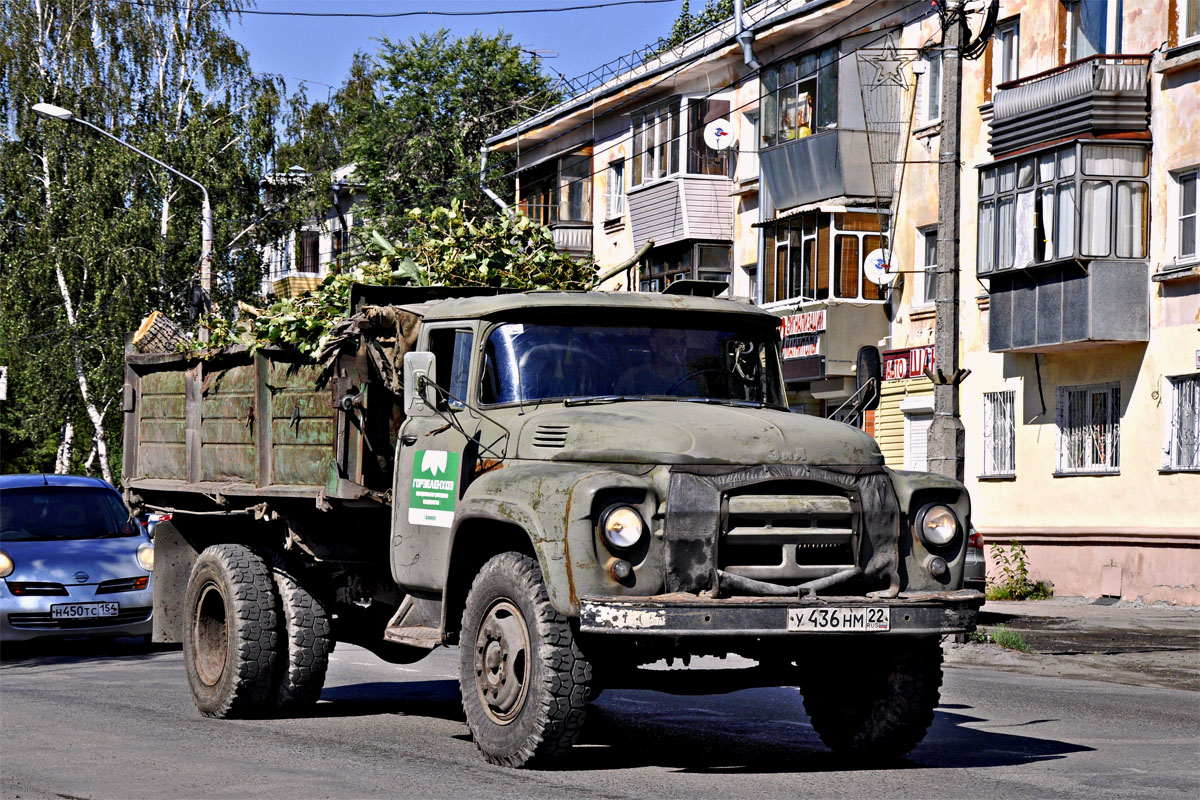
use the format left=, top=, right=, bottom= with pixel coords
left=966, top=626, right=1034, bottom=653
left=206, top=203, right=595, bottom=356
left=661, top=0, right=764, bottom=50
left=986, top=541, right=1054, bottom=601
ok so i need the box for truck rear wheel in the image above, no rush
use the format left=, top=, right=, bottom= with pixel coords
left=183, top=544, right=280, bottom=718
left=272, top=563, right=334, bottom=712
left=459, top=552, right=592, bottom=767
left=799, top=636, right=943, bottom=761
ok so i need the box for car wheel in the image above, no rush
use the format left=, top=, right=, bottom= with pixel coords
left=183, top=544, right=280, bottom=718
left=799, top=636, right=943, bottom=761
left=459, top=552, right=592, bottom=767
left=271, top=561, right=334, bottom=712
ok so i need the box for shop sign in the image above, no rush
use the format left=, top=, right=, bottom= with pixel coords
left=779, top=310, right=826, bottom=361
left=883, top=345, right=935, bottom=381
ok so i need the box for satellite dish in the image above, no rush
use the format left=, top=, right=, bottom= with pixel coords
left=703, top=118, right=734, bottom=150
left=864, top=248, right=898, bottom=286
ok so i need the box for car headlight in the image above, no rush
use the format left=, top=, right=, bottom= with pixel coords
left=916, top=504, right=960, bottom=548
left=136, top=542, right=155, bottom=572
left=0, top=550, right=12, bottom=578
left=599, top=505, right=646, bottom=552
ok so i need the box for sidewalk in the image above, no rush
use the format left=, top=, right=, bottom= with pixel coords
left=943, top=597, right=1200, bottom=692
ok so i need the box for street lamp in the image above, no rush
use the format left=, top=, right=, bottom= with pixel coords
left=32, top=102, right=214, bottom=330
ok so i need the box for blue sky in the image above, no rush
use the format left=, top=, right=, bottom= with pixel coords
left=232, top=1, right=683, bottom=103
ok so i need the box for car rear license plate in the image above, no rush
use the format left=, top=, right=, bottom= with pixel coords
left=50, top=602, right=119, bottom=619
left=787, top=607, right=889, bottom=632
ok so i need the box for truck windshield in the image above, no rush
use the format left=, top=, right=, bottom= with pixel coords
left=480, top=322, right=786, bottom=408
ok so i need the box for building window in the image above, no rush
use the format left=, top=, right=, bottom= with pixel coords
left=1056, top=382, right=1120, bottom=474
left=631, top=101, right=680, bottom=187
left=763, top=211, right=888, bottom=304
left=919, top=227, right=938, bottom=305
left=332, top=227, right=349, bottom=269
left=520, top=150, right=593, bottom=225
left=1178, top=168, right=1197, bottom=263
left=1066, top=0, right=1121, bottom=60
left=639, top=242, right=731, bottom=293
left=977, top=141, right=1148, bottom=275
left=991, top=19, right=1020, bottom=95
left=605, top=160, right=626, bottom=220
left=923, top=51, right=943, bottom=123
left=1185, top=0, right=1200, bottom=41
left=760, top=45, right=838, bottom=149
left=298, top=231, right=320, bottom=274
left=1163, top=375, right=1200, bottom=471
left=687, top=98, right=732, bottom=177
left=901, top=397, right=934, bottom=471
left=739, top=112, right=759, bottom=181
left=982, top=391, right=1016, bottom=476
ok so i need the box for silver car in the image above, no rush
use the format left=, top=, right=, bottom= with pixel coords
left=1, top=475, right=154, bottom=642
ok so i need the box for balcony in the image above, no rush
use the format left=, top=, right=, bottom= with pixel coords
left=990, top=55, right=1150, bottom=156
left=627, top=176, right=733, bottom=251
left=987, top=261, right=1149, bottom=353
left=758, top=129, right=896, bottom=213
left=550, top=222, right=592, bottom=257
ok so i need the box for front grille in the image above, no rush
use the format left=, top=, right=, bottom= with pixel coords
left=6, top=582, right=69, bottom=596
left=96, top=577, right=149, bottom=594
left=6, top=608, right=152, bottom=630
left=720, top=489, right=857, bottom=585
left=531, top=424, right=570, bottom=448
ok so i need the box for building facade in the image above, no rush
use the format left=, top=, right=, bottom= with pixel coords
left=485, top=0, right=1199, bottom=602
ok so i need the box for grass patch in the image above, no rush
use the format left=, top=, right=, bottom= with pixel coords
left=986, top=580, right=1054, bottom=602
left=966, top=626, right=1034, bottom=653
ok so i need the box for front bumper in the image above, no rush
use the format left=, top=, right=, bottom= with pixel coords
left=1, top=582, right=154, bottom=642
left=579, top=589, right=983, bottom=637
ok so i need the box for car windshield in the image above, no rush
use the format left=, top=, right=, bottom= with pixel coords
left=0, top=487, right=137, bottom=542
left=480, top=322, right=786, bottom=408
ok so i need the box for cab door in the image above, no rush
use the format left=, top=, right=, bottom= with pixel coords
left=391, top=324, right=478, bottom=591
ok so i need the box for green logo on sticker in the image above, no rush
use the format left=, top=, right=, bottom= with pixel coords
left=408, top=449, right=459, bottom=528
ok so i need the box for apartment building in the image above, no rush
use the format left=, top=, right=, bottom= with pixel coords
left=485, top=0, right=1199, bottom=602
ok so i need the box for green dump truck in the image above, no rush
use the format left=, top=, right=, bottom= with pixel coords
left=124, top=285, right=981, bottom=767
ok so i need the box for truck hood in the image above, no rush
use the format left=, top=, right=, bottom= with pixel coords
left=512, top=401, right=883, bottom=466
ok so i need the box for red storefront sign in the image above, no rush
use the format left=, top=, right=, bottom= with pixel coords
left=883, top=345, right=935, bottom=381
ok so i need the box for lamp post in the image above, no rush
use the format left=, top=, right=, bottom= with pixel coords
left=32, top=102, right=214, bottom=330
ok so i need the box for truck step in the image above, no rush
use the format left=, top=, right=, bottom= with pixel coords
left=383, top=625, right=442, bottom=649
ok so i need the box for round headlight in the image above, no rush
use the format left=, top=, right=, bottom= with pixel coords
left=136, top=541, right=155, bottom=572
left=918, top=504, right=960, bottom=547
left=0, top=550, right=13, bottom=579
left=600, top=505, right=645, bottom=551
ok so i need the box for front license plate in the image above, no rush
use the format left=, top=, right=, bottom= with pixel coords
left=787, top=607, right=890, bottom=632
left=50, top=602, right=119, bottom=619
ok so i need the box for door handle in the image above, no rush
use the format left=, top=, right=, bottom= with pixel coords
left=400, top=434, right=418, bottom=446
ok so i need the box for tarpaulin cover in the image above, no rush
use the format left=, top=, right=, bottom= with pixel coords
left=663, top=464, right=901, bottom=596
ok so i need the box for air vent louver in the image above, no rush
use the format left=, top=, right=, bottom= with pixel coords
left=532, top=424, right=570, bottom=448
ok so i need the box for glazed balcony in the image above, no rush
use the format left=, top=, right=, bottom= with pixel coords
left=759, top=129, right=896, bottom=212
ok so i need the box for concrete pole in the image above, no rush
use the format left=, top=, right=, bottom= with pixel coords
left=929, top=0, right=966, bottom=481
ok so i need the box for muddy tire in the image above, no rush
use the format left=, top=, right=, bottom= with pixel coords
left=800, top=636, right=943, bottom=760
left=271, top=563, right=334, bottom=712
left=459, top=553, right=592, bottom=767
left=183, top=544, right=280, bottom=718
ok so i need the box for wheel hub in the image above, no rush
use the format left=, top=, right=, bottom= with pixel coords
left=193, top=583, right=228, bottom=686
left=473, top=599, right=530, bottom=724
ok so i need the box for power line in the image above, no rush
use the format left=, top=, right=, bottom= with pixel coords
left=110, top=0, right=678, bottom=18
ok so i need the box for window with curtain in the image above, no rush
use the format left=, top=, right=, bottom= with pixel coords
left=923, top=51, right=942, bottom=123
left=631, top=101, right=680, bottom=187
left=991, top=19, right=1020, bottom=96
left=759, top=45, right=838, bottom=148
left=1163, top=375, right=1200, bottom=471
left=1056, top=382, right=1121, bottom=474
left=920, top=227, right=938, bottom=305
left=1178, top=168, right=1197, bottom=262
left=1067, top=0, right=1112, bottom=60
left=982, top=391, right=1016, bottom=476
left=761, top=212, right=885, bottom=304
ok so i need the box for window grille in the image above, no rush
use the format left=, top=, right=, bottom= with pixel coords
left=1164, top=375, right=1200, bottom=470
left=982, top=391, right=1016, bottom=475
left=1056, top=383, right=1121, bottom=474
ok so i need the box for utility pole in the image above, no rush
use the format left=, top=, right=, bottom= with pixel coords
left=928, top=0, right=966, bottom=480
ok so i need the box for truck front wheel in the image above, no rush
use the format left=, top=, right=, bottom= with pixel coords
left=183, top=544, right=280, bottom=718
left=799, top=636, right=943, bottom=761
left=459, top=552, right=592, bottom=767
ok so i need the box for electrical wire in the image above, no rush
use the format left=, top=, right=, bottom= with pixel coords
left=108, top=0, right=678, bottom=19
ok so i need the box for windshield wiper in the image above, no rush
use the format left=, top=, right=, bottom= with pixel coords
left=562, top=395, right=650, bottom=407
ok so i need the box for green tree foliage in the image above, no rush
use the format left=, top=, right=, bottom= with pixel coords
left=662, top=0, right=763, bottom=49
left=0, top=0, right=282, bottom=480
left=209, top=203, right=595, bottom=357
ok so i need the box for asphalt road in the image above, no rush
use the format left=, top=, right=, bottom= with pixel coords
left=2, top=639, right=1198, bottom=800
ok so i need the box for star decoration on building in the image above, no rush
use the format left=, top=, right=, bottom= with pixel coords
left=862, top=36, right=917, bottom=90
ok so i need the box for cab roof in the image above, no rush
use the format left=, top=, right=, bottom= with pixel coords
left=415, top=290, right=783, bottom=325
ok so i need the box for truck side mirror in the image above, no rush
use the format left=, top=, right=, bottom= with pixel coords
left=403, top=351, right=437, bottom=417
left=856, top=346, right=882, bottom=412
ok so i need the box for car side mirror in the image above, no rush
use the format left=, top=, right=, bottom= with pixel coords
left=855, top=346, right=882, bottom=412
left=403, top=351, right=437, bottom=417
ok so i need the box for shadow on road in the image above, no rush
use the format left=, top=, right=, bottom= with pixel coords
left=314, top=679, right=465, bottom=723
left=0, top=637, right=178, bottom=668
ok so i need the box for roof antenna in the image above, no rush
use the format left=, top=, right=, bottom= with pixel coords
left=42, top=473, right=50, bottom=485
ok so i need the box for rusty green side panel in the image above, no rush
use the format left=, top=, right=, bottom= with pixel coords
left=200, top=362, right=256, bottom=483
left=266, top=360, right=334, bottom=486
left=139, top=370, right=186, bottom=480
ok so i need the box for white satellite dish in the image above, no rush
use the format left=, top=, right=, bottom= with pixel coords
left=703, top=118, right=734, bottom=150
left=864, top=248, right=898, bottom=286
